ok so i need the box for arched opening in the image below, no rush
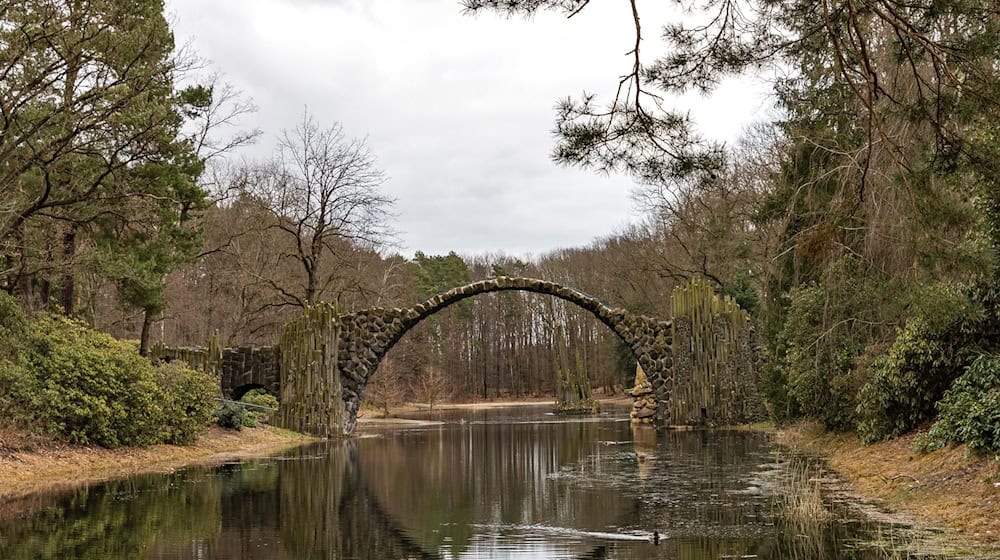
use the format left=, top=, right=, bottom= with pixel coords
left=231, top=383, right=268, bottom=401
left=368, top=290, right=638, bottom=413
left=328, top=276, right=671, bottom=433
left=334, top=277, right=673, bottom=434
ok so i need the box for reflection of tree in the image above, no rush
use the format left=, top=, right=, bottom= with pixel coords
left=0, top=428, right=920, bottom=560
left=276, top=442, right=346, bottom=558
left=339, top=442, right=441, bottom=560
left=277, top=440, right=441, bottom=560
left=359, top=420, right=638, bottom=558
left=0, top=471, right=221, bottom=559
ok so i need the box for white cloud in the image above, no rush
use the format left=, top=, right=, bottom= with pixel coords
left=166, top=0, right=768, bottom=257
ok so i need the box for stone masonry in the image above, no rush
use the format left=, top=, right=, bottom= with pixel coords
left=220, top=346, right=281, bottom=398
left=627, top=364, right=658, bottom=423
left=335, top=276, right=674, bottom=434
left=151, top=343, right=281, bottom=399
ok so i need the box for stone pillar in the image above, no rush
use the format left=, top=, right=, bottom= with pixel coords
left=628, top=363, right=657, bottom=423
left=277, top=304, right=344, bottom=438
left=668, top=278, right=761, bottom=425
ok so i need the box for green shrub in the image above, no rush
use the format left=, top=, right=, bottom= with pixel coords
left=856, top=306, right=975, bottom=443
left=214, top=401, right=255, bottom=430
left=918, top=356, right=1000, bottom=454
left=21, top=316, right=165, bottom=447
left=155, top=361, right=219, bottom=444
left=0, top=360, right=32, bottom=426
left=759, top=359, right=798, bottom=423
left=0, top=293, right=29, bottom=425
left=240, top=389, right=278, bottom=424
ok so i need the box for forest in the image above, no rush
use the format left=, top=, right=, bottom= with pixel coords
left=1, top=0, right=999, bottom=454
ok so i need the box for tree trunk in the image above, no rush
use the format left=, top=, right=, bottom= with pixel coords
left=10, top=222, right=32, bottom=306
left=59, top=225, right=76, bottom=315
left=139, top=307, right=155, bottom=356
left=58, top=5, right=81, bottom=316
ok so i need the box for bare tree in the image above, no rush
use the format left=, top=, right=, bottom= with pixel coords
left=411, top=365, right=451, bottom=411
left=241, top=111, right=395, bottom=307
left=365, top=355, right=410, bottom=417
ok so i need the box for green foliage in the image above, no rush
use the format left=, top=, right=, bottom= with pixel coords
left=855, top=284, right=979, bottom=443
left=240, top=388, right=278, bottom=423
left=213, top=400, right=260, bottom=430
left=240, top=388, right=278, bottom=408
left=761, top=247, right=994, bottom=443
left=155, top=361, right=219, bottom=445
left=0, top=0, right=209, bottom=321
left=856, top=321, right=952, bottom=442
left=19, top=316, right=165, bottom=447
left=0, top=292, right=30, bottom=424
left=0, top=310, right=217, bottom=447
left=412, top=251, right=472, bottom=299
left=214, top=401, right=249, bottom=430
left=775, top=257, right=876, bottom=431
left=759, top=359, right=797, bottom=424
left=721, top=272, right=760, bottom=318
left=0, top=360, right=31, bottom=426
left=410, top=251, right=473, bottom=356
left=0, top=291, right=26, bottom=355
left=918, top=356, right=1000, bottom=454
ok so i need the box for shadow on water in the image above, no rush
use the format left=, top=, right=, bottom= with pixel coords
left=0, top=406, right=987, bottom=559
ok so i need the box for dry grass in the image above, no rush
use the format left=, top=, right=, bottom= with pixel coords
left=773, top=459, right=835, bottom=523
left=776, top=422, right=1000, bottom=544
left=0, top=425, right=314, bottom=503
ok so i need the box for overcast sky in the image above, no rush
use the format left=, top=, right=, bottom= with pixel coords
left=165, top=0, right=771, bottom=258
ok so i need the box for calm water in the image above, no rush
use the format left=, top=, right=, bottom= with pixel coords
left=0, top=405, right=959, bottom=559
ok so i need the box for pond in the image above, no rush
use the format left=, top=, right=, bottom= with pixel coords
left=0, top=404, right=961, bottom=559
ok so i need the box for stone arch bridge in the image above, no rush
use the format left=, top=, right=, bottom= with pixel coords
left=157, top=276, right=759, bottom=437
left=332, top=276, right=674, bottom=433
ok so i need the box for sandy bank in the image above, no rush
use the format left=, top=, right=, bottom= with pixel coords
left=360, top=395, right=633, bottom=419
left=0, top=425, right=314, bottom=503
left=777, top=422, right=1000, bottom=546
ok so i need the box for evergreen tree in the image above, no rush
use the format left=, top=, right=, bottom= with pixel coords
left=0, top=0, right=206, bottom=318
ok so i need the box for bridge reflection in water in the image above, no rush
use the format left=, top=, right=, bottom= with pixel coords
left=0, top=407, right=937, bottom=560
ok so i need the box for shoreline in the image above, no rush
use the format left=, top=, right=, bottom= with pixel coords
left=0, top=397, right=629, bottom=503
left=8, top=401, right=992, bottom=554
left=776, top=422, right=1000, bottom=548
left=0, top=425, right=315, bottom=505
left=359, top=394, right=633, bottom=419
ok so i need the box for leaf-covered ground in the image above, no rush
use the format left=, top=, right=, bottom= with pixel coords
left=777, top=422, right=1000, bottom=548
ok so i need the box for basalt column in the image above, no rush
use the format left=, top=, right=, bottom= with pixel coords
left=668, top=278, right=763, bottom=426
left=277, top=303, right=344, bottom=438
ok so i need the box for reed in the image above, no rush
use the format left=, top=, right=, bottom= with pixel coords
left=771, top=456, right=834, bottom=524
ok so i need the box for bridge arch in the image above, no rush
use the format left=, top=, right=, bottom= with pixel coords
left=336, top=276, right=674, bottom=433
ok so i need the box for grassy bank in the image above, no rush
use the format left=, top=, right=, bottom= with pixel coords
left=777, top=422, right=1000, bottom=545
left=0, top=425, right=314, bottom=502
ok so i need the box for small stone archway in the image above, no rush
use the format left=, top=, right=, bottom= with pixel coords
left=231, top=383, right=267, bottom=401
left=335, top=277, right=674, bottom=433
